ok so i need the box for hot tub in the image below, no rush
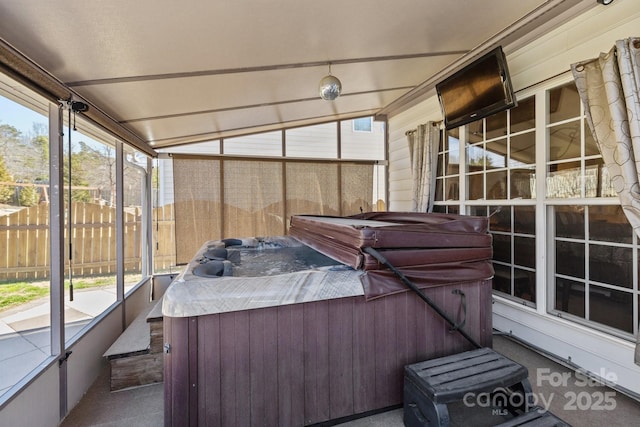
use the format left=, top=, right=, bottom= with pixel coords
left=163, top=213, right=493, bottom=426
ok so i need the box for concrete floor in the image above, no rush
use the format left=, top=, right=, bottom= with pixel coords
left=59, top=334, right=640, bottom=426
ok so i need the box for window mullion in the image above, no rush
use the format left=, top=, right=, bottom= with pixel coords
left=48, top=102, right=67, bottom=418
left=535, top=90, right=548, bottom=314
left=459, top=127, right=467, bottom=213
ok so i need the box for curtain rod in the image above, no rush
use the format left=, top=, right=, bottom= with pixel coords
left=405, top=121, right=442, bottom=136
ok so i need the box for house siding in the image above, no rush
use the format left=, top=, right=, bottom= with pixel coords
left=385, top=0, right=640, bottom=396
left=388, top=97, right=441, bottom=212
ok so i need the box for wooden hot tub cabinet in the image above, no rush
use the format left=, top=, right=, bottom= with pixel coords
left=163, top=279, right=492, bottom=426
left=164, top=212, right=494, bottom=426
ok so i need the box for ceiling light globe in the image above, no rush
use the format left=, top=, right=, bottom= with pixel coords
left=319, top=75, right=342, bottom=100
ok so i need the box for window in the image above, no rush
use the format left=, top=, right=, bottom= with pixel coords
left=123, top=147, right=148, bottom=289
left=464, top=96, right=537, bottom=305
left=434, top=78, right=640, bottom=339
left=0, top=81, right=52, bottom=398
left=63, top=115, right=119, bottom=341
left=546, top=83, right=635, bottom=338
left=352, top=117, right=373, bottom=132
left=465, top=97, right=536, bottom=202
left=546, top=83, right=614, bottom=199
left=552, top=204, right=636, bottom=335
left=434, top=128, right=460, bottom=204
left=0, top=70, right=153, bottom=402
left=152, top=158, right=178, bottom=274
left=490, top=205, right=537, bottom=305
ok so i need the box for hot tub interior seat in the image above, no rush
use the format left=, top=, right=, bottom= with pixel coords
left=192, top=236, right=343, bottom=278
left=192, top=260, right=233, bottom=278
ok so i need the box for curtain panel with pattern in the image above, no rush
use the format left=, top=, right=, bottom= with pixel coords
left=571, top=36, right=640, bottom=365
left=407, top=122, right=439, bottom=212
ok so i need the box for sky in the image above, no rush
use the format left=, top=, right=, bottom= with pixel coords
left=0, top=96, right=47, bottom=135
left=0, top=95, right=106, bottom=151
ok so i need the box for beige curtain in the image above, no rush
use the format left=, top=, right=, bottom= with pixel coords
left=407, top=122, right=439, bottom=212
left=172, top=156, right=374, bottom=264
left=172, top=156, right=222, bottom=264
left=571, top=37, right=640, bottom=365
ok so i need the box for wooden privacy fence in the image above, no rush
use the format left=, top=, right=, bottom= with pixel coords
left=0, top=202, right=176, bottom=281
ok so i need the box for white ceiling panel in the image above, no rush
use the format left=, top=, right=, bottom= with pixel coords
left=0, top=0, right=595, bottom=152
left=134, top=90, right=407, bottom=147
left=70, top=57, right=454, bottom=120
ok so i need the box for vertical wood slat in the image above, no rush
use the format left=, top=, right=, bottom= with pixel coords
left=303, top=300, right=330, bottom=424
left=374, top=294, right=397, bottom=408
left=425, top=289, right=452, bottom=359
left=72, top=202, right=82, bottom=276
left=16, top=208, right=27, bottom=278
left=124, top=209, right=139, bottom=271
left=395, top=291, right=415, bottom=394
left=219, top=313, right=237, bottom=427
left=219, top=311, right=251, bottom=426
left=156, top=281, right=494, bottom=427
left=26, top=206, right=37, bottom=279
left=164, top=313, right=173, bottom=424
left=174, top=317, right=191, bottom=425
left=479, top=279, right=493, bottom=348
left=0, top=202, right=179, bottom=280
left=328, top=297, right=354, bottom=420
left=153, top=204, right=176, bottom=271
left=249, top=305, right=266, bottom=426
left=37, top=203, right=50, bottom=278
left=188, top=317, right=199, bottom=427
left=165, top=316, right=192, bottom=425
left=249, top=308, right=279, bottom=427
left=277, top=304, right=305, bottom=426
left=0, top=210, right=9, bottom=273
left=198, top=315, right=221, bottom=427
left=7, top=210, right=19, bottom=279
left=352, top=294, right=377, bottom=414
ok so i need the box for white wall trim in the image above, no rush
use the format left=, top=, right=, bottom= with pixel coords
left=493, top=298, right=640, bottom=396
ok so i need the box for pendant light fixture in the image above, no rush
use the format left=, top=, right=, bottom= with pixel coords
left=319, top=63, right=342, bottom=101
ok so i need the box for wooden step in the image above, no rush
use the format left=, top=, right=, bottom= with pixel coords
left=108, top=353, right=163, bottom=392
left=103, top=300, right=164, bottom=391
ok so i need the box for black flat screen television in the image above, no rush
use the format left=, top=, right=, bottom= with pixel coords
left=437, top=46, right=517, bottom=130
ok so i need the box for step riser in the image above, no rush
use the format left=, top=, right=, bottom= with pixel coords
left=110, top=353, right=163, bottom=391
left=149, top=320, right=164, bottom=354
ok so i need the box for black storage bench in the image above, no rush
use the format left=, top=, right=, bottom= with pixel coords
left=404, top=347, right=535, bottom=426
left=494, top=406, right=571, bottom=426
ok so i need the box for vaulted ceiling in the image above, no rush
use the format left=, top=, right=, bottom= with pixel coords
left=0, top=0, right=596, bottom=154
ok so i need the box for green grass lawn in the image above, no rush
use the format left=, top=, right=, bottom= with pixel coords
left=0, top=282, right=49, bottom=311
left=0, top=274, right=143, bottom=313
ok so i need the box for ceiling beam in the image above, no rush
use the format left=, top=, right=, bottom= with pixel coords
left=66, top=50, right=467, bottom=87
left=120, top=86, right=414, bottom=124
left=148, top=108, right=380, bottom=148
